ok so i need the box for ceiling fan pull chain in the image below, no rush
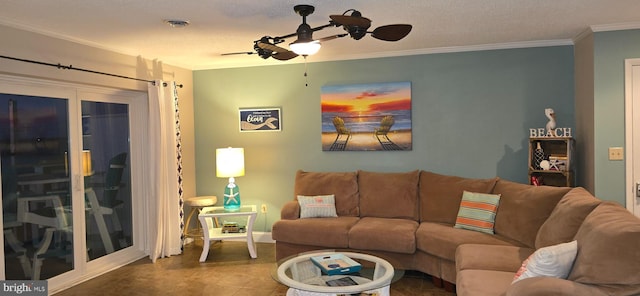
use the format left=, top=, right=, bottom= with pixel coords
left=303, top=56, right=309, bottom=87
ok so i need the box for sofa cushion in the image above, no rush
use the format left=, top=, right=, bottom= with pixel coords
left=358, top=170, right=420, bottom=220
left=419, top=171, right=499, bottom=224
left=454, top=191, right=501, bottom=234
left=512, top=240, right=577, bottom=284
left=294, top=170, right=359, bottom=217
left=416, top=222, right=523, bottom=261
left=492, top=180, right=570, bottom=248
left=456, top=269, right=515, bottom=296
left=535, top=187, right=601, bottom=249
left=507, top=277, right=610, bottom=296
left=456, top=244, right=533, bottom=273
left=271, top=217, right=359, bottom=248
left=348, top=217, right=419, bottom=254
left=298, top=194, right=338, bottom=218
left=568, top=202, right=640, bottom=295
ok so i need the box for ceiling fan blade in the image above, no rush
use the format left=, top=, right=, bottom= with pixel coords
left=272, top=51, right=298, bottom=61
left=317, top=34, right=348, bottom=42
left=221, top=51, right=255, bottom=56
left=330, top=15, right=371, bottom=29
left=256, top=41, right=290, bottom=53
left=371, top=24, right=413, bottom=41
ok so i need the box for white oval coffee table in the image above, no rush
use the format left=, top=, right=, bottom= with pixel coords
left=274, top=251, right=400, bottom=296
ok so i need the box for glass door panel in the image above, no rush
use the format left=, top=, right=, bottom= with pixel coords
left=81, top=101, right=132, bottom=261
left=1, top=93, right=73, bottom=280
left=0, top=79, right=145, bottom=291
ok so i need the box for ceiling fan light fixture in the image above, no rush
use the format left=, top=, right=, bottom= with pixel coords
left=290, top=40, right=321, bottom=56
left=290, top=21, right=321, bottom=56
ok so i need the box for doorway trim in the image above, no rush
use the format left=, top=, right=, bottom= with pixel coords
left=624, top=58, right=640, bottom=216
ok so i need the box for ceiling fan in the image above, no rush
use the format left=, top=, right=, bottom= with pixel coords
left=222, top=4, right=412, bottom=61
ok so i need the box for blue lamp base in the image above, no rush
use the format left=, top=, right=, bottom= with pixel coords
left=223, top=183, right=241, bottom=211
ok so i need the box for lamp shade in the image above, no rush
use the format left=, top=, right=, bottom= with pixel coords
left=82, top=150, right=92, bottom=176
left=216, top=147, right=245, bottom=178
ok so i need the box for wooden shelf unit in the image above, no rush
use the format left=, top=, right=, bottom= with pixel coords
left=528, top=137, right=575, bottom=187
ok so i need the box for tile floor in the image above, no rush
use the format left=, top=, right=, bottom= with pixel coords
left=54, top=241, right=455, bottom=295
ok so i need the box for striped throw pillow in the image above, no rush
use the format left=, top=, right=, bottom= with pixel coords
left=298, top=194, right=338, bottom=218
left=454, top=191, right=501, bottom=234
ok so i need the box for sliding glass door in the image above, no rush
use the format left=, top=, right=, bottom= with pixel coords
left=1, top=93, right=73, bottom=280
left=0, top=77, right=146, bottom=290
left=81, top=100, right=132, bottom=261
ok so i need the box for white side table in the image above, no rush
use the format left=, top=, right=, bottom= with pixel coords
left=198, top=205, right=257, bottom=262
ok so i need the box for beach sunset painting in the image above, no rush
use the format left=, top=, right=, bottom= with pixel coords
left=321, top=81, right=412, bottom=151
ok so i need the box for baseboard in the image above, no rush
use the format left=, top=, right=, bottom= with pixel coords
left=253, top=231, right=275, bottom=243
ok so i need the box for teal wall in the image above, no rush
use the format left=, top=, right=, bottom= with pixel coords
left=193, top=46, right=574, bottom=231
left=593, top=29, right=640, bottom=203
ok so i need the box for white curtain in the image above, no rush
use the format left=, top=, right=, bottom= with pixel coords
left=147, top=80, right=183, bottom=262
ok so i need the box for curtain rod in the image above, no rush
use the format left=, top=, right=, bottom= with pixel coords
left=0, top=55, right=183, bottom=88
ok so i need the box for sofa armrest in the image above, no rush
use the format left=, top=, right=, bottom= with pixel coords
left=280, top=200, right=300, bottom=220
left=456, top=244, right=534, bottom=273
left=507, top=277, right=608, bottom=296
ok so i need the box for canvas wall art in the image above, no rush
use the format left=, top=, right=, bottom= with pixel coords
left=321, top=81, right=412, bottom=151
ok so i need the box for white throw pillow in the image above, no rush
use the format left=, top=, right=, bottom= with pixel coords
left=298, top=194, right=338, bottom=218
left=512, top=240, right=578, bottom=283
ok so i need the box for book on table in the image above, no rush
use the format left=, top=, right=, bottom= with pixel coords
left=325, top=276, right=358, bottom=286
left=310, top=253, right=362, bottom=276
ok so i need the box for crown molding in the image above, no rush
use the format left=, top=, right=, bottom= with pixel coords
left=0, top=19, right=138, bottom=57
left=591, top=22, right=640, bottom=33
left=573, top=27, right=595, bottom=44
left=0, top=19, right=195, bottom=70
left=334, top=40, right=574, bottom=62
left=573, top=23, right=640, bottom=45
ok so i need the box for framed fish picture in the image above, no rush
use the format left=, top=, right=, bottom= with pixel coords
left=239, top=107, right=282, bottom=132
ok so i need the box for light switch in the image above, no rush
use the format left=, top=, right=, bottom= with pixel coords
left=609, top=147, right=624, bottom=160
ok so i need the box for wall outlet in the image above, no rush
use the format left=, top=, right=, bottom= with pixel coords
left=261, top=204, right=267, bottom=213
left=609, top=147, right=624, bottom=161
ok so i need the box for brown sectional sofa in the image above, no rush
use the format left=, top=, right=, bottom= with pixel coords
left=271, top=170, right=640, bottom=295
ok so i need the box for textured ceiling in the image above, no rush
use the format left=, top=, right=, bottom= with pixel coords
left=1, top=0, right=640, bottom=70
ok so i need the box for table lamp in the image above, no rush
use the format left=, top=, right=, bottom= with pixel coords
left=216, top=147, right=244, bottom=211
left=82, top=150, right=93, bottom=192
left=82, top=150, right=93, bottom=177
